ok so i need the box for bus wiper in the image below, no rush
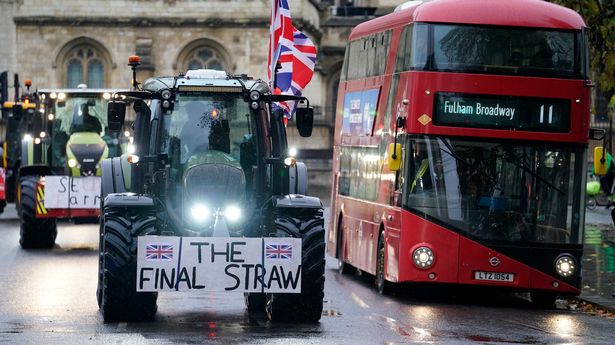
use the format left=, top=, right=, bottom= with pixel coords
left=502, top=147, right=564, bottom=195
left=438, top=139, right=497, bottom=185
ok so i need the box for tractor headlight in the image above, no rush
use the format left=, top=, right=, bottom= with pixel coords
left=190, top=204, right=210, bottom=223
left=284, top=157, right=296, bottom=167
left=161, top=89, right=172, bottom=100
left=250, top=101, right=259, bottom=110
left=555, top=254, right=576, bottom=277
left=127, top=143, right=136, bottom=154
left=23, top=133, right=32, bottom=141
left=412, top=246, right=435, bottom=269
left=68, top=158, right=78, bottom=168
left=249, top=90, right=260, bottom=101
left=224, top=205, right=242, bottom=223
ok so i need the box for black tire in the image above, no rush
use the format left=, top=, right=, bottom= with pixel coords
left=266, top=208, right=325, bottom=323
left=375, top=231, right=393, bottom=295
left=244, top=293, right=266, bottom=313
left=98, top=204, right=158, bottom=322
left=530, top=291, right=557, bottom=309
left=19, top=175, right=57, bottom=249
left=337, top=217, right=352, bottom=275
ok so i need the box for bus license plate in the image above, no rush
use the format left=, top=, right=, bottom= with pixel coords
left=474, top=271, right=514, bottom=282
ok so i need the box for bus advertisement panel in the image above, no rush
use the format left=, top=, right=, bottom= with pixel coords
left=328, top=0, right=591, bottom=307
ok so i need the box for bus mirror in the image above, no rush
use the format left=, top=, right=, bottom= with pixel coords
left=594, top=146, right=607, bottom=176
left=108, top=101, right=126, bottom=132
left=296, top=106, right=314, bottom=137
left=589, top=128, right=605, bottom=141
left=388, top=143, right=402, bottom=171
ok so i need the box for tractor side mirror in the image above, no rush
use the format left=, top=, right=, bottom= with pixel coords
left=295, top=105, right=314, bottom=137
left=107, top=101, right=126, bottom=132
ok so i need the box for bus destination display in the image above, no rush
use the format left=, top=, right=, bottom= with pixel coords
left=434, top=93, right=570, bottom=133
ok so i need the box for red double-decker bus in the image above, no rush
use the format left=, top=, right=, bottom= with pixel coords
left=328, top=0, right=591, bottom=306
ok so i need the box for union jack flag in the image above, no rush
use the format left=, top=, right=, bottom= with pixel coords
left=265, top=243, right=293, bottom=260
left=269, top=0, right=317, bottom=118
left=145, top=244, right=174, bottom=261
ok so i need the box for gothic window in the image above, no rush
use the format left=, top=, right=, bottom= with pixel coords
left=64, top=45, right=106, bottom=88
left=185, top=47, right=225, bottom=71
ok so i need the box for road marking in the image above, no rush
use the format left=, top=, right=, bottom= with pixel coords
left=350, top=292, right=369, bottom=309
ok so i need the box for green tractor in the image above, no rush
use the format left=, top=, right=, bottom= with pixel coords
left=18, top=88, right=128, bottom=248
left=97, top=68, right=325, bottom=323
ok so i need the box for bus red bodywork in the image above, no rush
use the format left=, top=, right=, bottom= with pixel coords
left=328, top=0, right=590, bottom=300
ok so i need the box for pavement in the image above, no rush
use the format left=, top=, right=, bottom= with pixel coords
left=2, top=200, right=614, bottom=312
left=582, top=206, right=615, bottom=311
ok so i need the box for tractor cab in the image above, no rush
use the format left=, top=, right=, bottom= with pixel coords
left=36, top=89, right=124, bottom=176
left=16, top=88, right=129, bottom=249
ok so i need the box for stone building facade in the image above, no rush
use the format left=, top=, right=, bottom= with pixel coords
left=0, top=0, right=397, bottom=198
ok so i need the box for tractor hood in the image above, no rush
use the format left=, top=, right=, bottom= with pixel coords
left=182, top=151, right=246, bottom=207
left=66, top=132, right=108, bottom=176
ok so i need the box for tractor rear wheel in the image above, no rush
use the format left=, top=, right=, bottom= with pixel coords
left=19, top=175, right=57, bottom=249
left=98, top=204, right=158, bottom=322
left=266, top=208, right=325, bottom=323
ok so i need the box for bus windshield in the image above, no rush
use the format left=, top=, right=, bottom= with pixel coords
left=410, top=23, right=580, bottom=79
left=404, top=136, right=585, bottom=245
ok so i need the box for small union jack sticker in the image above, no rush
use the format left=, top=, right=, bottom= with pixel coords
left=145, top=244, right=174, bottom=261
left=265, top=243, right=293, bottom=260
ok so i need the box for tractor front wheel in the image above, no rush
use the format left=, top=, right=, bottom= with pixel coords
left=98, top=205, right=158, bottom=322
left=266, top=208, right=325, bottom=323
left=19, top=175, right=56, bottom=249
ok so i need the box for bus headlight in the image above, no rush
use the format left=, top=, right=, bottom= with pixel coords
left=555, top=255, right=576, bottom=277
left=412, top=246, right=435, bottom=269
left=190, top=204, right=210, bottom=223
left=223, top=205, right=242, bottom=223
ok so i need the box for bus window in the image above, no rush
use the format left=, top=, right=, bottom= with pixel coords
left=431, top=24, right=578, bottom=78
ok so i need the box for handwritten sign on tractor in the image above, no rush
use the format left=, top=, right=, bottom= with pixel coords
left=44, top=176, right=101, bottom=209
left=137, top=236, right=302, bottom=293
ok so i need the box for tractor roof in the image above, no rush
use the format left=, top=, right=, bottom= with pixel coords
left=37, top=89, right=129, bottom=96
left=142, top=69, right=266, bottom=94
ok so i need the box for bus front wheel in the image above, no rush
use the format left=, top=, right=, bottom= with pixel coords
left=530, top=291, right=557, bottom=309
left=337, top=218, right=352, bottom=274
left=375, top=231, right=393, bottom=295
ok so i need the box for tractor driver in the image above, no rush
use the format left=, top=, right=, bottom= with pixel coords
left=180, top=101, right=231, bottom=161
left=71, top=101, right=102, bottom=133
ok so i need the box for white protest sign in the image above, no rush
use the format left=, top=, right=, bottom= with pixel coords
left=136, top=236, right=302, bottom=293
left=44, top=176, right=101, bottom=209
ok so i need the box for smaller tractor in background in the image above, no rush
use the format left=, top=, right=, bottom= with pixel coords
left=1, top=77, right=37, bottom=214
left=17, top=87, right=129, bottom=248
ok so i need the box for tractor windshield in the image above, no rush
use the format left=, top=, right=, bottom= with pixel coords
left=49, top=95, right=108, bottom=168
left=54, top=96, right=107, bottom=135
left=160, top=93, right=252, bottom=165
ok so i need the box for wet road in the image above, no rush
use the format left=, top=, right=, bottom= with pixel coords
left=1, top=208, right=614, bottom=344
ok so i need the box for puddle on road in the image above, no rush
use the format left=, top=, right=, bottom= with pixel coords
left=466, top=334, right=539, bottom=344
left=583, top=225, right=615, bottom=299
left=321, top=309, right=341, bottom=317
